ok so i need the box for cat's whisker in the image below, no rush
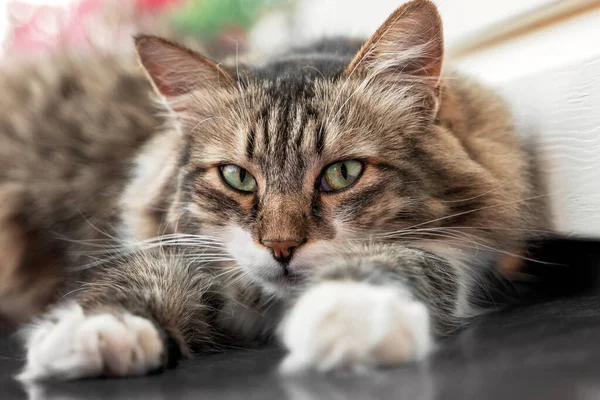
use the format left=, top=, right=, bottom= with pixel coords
left=186, top=116, right=220, bottom=136
left=185, top=258, right=234, bottom=265
left=392, top=192, right=555, bottom=233
left=439, top=181, right=512, bottom=203
left=355, top=225, right=478, bottom=241
left=70, top=241, right=227, bottom=259
left=74, top=208, right=123, bottom=242
left=302, top=65, right=326, bottom=80
left=212, top=265, right=246, bottom=280
left=222, top=271, right=254, bottom=292
left=371, top=230, right=561, bottom=267
left=373, top=226, right=556, bottom=241
left=67, top=245, right=233, bottom=272
left=56, top=232, right=225, bottom=249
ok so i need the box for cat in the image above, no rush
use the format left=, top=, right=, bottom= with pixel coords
left=3, top=0, right=548, bottom=380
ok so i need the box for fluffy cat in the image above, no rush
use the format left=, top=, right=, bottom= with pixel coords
left=3, top=0, right=547, bottom=380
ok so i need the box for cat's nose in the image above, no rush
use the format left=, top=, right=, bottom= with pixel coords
left=262, top=239, right=302, bottom=263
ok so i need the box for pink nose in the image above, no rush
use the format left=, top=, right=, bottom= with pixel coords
left=262, top=240, right=301, bottom=262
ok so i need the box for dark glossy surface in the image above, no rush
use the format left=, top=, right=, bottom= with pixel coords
left=2, top=293, right=600, bottom=400
left=2, top=237, right=599, bottom=399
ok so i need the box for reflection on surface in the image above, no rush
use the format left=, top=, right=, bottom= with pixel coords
left=281, top=366, right=436, bottom=400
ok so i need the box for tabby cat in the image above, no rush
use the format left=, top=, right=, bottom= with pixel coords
left=4, top=0, right=546, bottom=380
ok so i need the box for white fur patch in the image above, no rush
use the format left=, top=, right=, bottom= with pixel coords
left=222, top=225, right=278, bottom=277
left=217, top=225, right=290, bottom=296
left=279, top=281, right=432, bottom=373
left=18, top=302, right=164, bottom=381
left=119, top=129, right=181, bottom=243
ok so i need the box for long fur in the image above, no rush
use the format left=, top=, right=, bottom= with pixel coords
left=0, top=0, right=551, bottom=379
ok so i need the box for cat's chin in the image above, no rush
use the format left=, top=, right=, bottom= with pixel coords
left=257, top=273, right=305, bottom=298
left=274, top=273, right=304, bottom=288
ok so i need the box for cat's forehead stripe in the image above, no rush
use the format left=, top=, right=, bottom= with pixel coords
left=244, top=124, right=255, bottom=161
left=248, top=85, right=321, bottom=165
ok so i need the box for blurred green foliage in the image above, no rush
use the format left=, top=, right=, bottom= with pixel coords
left=171, top=0, right=288, bottom=39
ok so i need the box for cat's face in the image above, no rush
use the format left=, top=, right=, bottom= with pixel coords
left=135, top=0, right=446, bottom=296
left=179, top=78, right=444, bottom=295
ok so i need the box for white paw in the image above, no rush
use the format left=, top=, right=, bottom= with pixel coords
left=18, top=302, right=164, bottom=381
left=279, top=281, right=432, bottom=373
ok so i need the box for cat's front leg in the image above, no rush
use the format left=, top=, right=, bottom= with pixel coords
left=18, top=247, right=221, bottom=381
left=279, top=245, right=462, bottom=373
left=280, top=280, right=432, bottom=373
left=18, top=302, right=172, bottom=381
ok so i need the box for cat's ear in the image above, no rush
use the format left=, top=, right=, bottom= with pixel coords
left=345, top=0, right=443, bottom=90
left=134, top=35, right=235, bottom=109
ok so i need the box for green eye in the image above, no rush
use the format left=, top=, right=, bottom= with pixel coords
left=220, top=164, right=257, bottom=193
left=320, top=160, right=363, bottom=192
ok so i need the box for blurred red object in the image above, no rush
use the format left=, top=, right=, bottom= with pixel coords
left=3, top=0, right=181, bottom=56
left=135, top=0, right=181, bottom=10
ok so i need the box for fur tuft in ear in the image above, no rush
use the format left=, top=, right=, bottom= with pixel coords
left=134, top=35, right=235, bottom=109
left=345, top=0, right=444, bottom=89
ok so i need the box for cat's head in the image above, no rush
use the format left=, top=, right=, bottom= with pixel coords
left=133, top=0, right=448, bottom=296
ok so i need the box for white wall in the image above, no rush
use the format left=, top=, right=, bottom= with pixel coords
left=250, top=0, right=558, bottom=54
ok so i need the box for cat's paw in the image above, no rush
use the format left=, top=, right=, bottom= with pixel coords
left=18, top=302, right=165, bottom=381
left=279, top=281, right=432, bottom=373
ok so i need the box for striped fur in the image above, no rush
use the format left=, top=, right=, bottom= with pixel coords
left=9, top=0, right=550, bottom=378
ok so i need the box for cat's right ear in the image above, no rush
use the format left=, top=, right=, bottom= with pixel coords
left=345, top=0, right=443, bottom=91
left=134, top=35, right=235, bottom=110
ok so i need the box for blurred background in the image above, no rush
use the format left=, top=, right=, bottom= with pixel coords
left=0, top=0, right=599, bottom=237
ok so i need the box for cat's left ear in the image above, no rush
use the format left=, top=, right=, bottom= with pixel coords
left=345, top=0, right=443, bottom=92
left=135, top=35, right=235, bottom=110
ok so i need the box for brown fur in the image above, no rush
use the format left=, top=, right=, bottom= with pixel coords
left=0, top=53, right=164, bottom=323
left=5, top=1, right=550, bottom=374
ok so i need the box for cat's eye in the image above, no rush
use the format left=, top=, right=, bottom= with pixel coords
left=320, top=160, right=363, bottom=192
left=220, top=165, right=257, bottom=193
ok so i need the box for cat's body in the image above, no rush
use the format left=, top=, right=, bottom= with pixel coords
left=0, top=53, right=165, bottom=324
left=2, top=1, right=549, bottom=379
